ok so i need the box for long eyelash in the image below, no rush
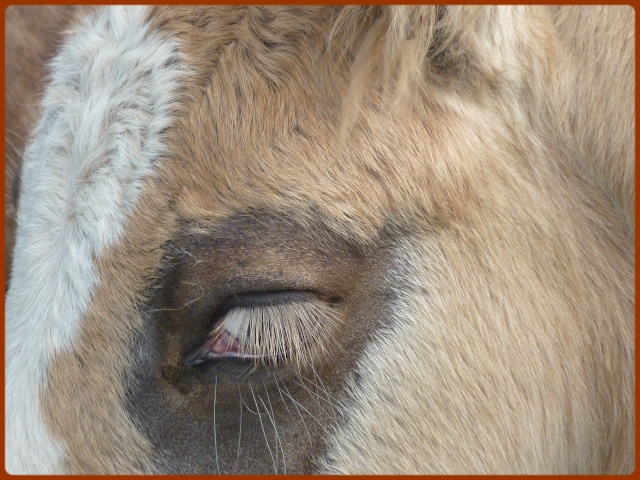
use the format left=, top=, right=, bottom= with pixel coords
left=211, top=299, right=341, bottom=369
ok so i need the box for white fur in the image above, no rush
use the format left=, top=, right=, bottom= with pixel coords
left=5, top=6, right=184, bottom=473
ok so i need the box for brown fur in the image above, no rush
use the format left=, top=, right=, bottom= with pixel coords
left=8, top=5, right=634, bottom=473
left=44, top=188, right=174, bottom=473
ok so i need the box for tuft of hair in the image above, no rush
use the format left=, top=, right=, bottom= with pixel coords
left=328, top=5, right=543, bottom=143
left=330, top=6, right=500, bottom=136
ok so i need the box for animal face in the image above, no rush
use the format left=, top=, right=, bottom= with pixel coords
left=5, top=5, right=635, bottom=474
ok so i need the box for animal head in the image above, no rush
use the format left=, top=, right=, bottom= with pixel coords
left=5, top=5, right=634, bottom=474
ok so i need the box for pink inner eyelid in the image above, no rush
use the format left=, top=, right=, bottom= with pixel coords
left=185, top=297, right=337, bottom=367
left=207, top=328, right=261, bottom=358
left=187, top=328, right=266, bottom=365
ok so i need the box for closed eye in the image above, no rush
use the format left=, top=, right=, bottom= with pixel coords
left=185, top=291, right=341, bottom=369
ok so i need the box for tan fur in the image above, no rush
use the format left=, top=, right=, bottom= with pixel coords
left=43, top=186, right=176, bottom=472
left=323, top=172, right=634, bottom=473
left=549, top=6, right=635, bottom=233
left=320, top=6, right=635, bottom=473
left=9, top=5, right=633, bottom=473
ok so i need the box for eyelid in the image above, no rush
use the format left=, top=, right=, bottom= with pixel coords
left=185, top=291, right=341, bottom=368
left=214, top=290, right=326, bottom=319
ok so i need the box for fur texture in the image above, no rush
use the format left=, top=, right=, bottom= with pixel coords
left=4, top=6, right=89, bottom=282
left=5, top=5, right=634, bottom=474
left=5, top=6, right=186, bottom=473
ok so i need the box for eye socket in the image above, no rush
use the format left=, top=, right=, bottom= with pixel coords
left=185, top=291, right=341, bottom=369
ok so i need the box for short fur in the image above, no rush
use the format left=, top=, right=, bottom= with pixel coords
left=4, top=6, right=91, bottom=282
left=5, top=5, right=634, bottom=474
left=5, top=6, right=186, bottom=473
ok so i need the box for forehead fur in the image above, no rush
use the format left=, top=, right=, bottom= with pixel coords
left=146, top=6, right=556, bottom=243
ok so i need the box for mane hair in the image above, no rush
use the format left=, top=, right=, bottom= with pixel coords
left=328, top=6, right=534, bottom=135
